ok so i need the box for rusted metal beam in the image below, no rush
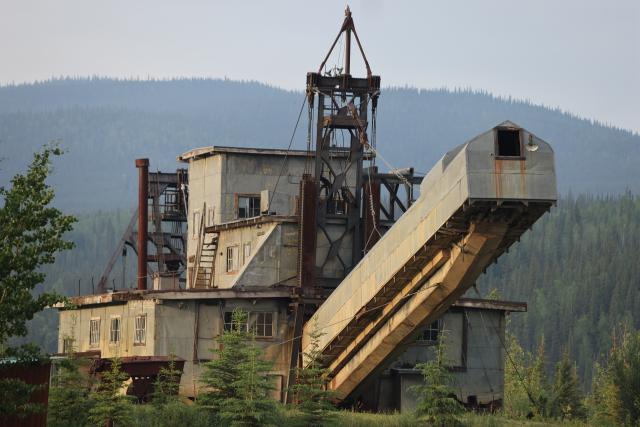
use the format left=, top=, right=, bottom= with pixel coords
left=136, top=158, right=149, bottom=290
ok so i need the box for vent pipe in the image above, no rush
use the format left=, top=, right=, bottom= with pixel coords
left=136, top=158, right=149, bottom=290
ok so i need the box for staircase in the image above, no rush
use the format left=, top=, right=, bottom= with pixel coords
left=194, top=231, right=218, bottom=288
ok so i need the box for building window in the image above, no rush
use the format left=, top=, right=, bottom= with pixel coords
left=89, top=318, right=100, bottom=347
left=237, top=195, right=260, bottom=219
left=226, top=246, right=239, bottom=272
left=418, top=320, right=441, bottom=343
left=251, top=312, right=274, bottom=338
left=496, top=128, right=522, bottom=157
left=243, top=242, right=251, bottom=264
left=110, top=317, right=121, bottom=344
left=134, top=315, right=146, bottom=345
left=223, top=311, right=248, bottom=332
left=63, top=337, right=74, bottom=353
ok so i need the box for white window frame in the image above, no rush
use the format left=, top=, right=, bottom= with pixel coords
left=109, top=316, right=121, bottom=344
left=89, top=317, right=101, bottom=347
left=250, top=312, right=275, bottom=338
left=223, top=311, right=248, bottom=332
left=226, top=246, right=239, bottom=273
left=134, top=314, right=146, bottom=345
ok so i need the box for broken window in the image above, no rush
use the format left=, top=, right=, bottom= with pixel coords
left=251, top=312, right=274, bottom=338
left=134, top=315, right=146, bottom=345
left=496, top=129, right=522, bottom=157
left=110, top=317, right=121, bottom=343
left=89, top=318, right=100, bottom=347
left=418, top=320, right=441, bottom=343
left=237, top=195, right=261, bottom=219
left=226, top=246, right=239, bottom=272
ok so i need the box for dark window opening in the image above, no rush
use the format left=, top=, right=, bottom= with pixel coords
left=496, top=129, right=522, bottom=157
left=237, top=195, right=260, bottom=219
left=418, top=320, right=441, bottom=343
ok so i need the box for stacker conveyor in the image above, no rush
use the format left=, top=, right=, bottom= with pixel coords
left=302, top=121, right=557, bottom=399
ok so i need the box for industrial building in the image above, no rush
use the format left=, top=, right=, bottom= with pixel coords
left=57, top=8, right=556, bottom=412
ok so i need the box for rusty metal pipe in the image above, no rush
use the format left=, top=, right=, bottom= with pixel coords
left=136, top=158, right=149, bottom=290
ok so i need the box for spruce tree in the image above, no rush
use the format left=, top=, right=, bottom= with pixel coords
left=529, top=338, right=551, bottom=418
left=87, top=357, right=134, bottom=427
left=411, top=331, right=463, bottom=427
left=290, top=323, right=337, bottom=426
left=151, top=355, right=182, bottom=406
left=550, top=351, right=585, bottom=420
left=608, top=327, right=640, bottom=425
left=200, top=308, right=279, bottom=426
left=48, top=340, right=94, bottom=427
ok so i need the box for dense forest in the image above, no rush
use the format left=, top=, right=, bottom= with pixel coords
left=1, top=78, right=638, bottom=212
left=479, top=193, right=640, bottom=388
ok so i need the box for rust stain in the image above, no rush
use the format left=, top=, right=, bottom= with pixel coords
left=494, top=159, right=503, bottom=198
left=519, top=159, right=527, bottom=197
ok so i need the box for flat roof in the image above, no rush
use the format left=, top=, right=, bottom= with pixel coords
left=177, top=145, right=374, bottom=162
left=57, top=289, right=525, bottom=313
left=178, top=146, right=308, bottom=162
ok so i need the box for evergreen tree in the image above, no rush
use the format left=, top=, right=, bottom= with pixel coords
left=587, top=361, right=619, bottom=426
left=87, top=357, right=134, bottom=427
left=608, top=327, right=640, bottom=425
left=200, top=308, right=279, bottom=426
left=48, top=340, right=94, bottom=427
left=550, top=351, right=585, bottom=420
left=151, top=355, right=182, bottom=407
left=529, top=339, right=551, bottom=418
left=411, top=331, right=464, bottom=427
left=290, top=323, right=337, bottom=426
left=503, top=332, right=533, bottom=418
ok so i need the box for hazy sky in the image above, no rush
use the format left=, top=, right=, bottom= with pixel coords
left=1, top=0, right=638, bottom=132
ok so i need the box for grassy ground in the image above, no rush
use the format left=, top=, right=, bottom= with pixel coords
left=281, top=410, right=596, bottom=427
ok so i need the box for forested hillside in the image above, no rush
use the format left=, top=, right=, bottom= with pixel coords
left=479, top=193, right=640, bottom=388
left=1, top=78, right=638, bottom=212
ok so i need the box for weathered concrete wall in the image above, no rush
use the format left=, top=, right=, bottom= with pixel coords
left=154, top=298, right=293, bottom=398
left=58, top=300, right=156, bottom=358
left=353, top=307, right=505, bottom=412
left=186, top=155, right=223, bottom=266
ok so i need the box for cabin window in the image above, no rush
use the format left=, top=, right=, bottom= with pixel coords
left=110, top=316, right=121, bottom=344
left=237, top=195, right=260, bottom=219
left=243, top=242, right=252, bottom=264
left=418, top=320, right=441, bottom=343
left=496, top=129, right=522, bottom=157
left=63, top=337, right=74, bottom=353
left=89, top=318, right=101, bottom=347
left=134, top=315, right=146, bottom=345
left=251, top=312, right=274, bottom=338
left=223, top=311, right=248, bottom=332
left=226, top=246, right=239, bottom=272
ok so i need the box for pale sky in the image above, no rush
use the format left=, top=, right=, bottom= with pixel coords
left=1, top=0, right=638, bottom=132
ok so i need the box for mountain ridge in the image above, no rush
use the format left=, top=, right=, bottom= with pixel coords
left=1, top=78, right=638, bottom=211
